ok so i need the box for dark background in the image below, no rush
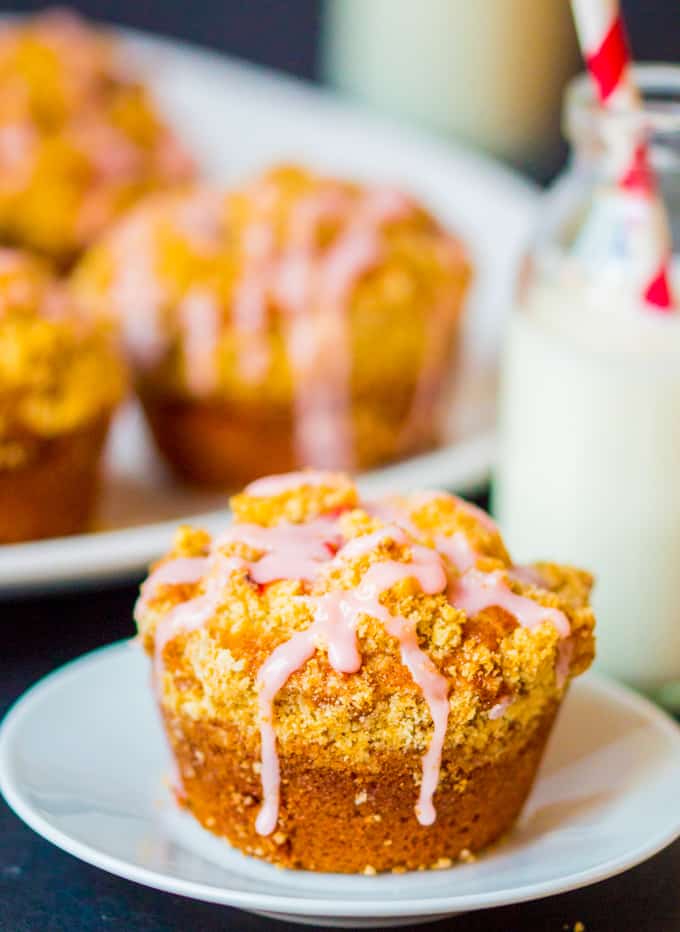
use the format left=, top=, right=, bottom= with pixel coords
left=3, top=0, right=680, bottom=88
left=2, top=2, right=680, bottom=931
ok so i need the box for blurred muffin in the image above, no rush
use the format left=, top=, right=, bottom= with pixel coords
left=136, top=471, right=595, bottom=873
left=73, top=164, right=471, bottom=484
left=0, top=8, right=194, bottom=264
left=0, top=248, right=126, bottom=542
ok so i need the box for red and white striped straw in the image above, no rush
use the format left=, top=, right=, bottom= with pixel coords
left=570, top=0, right=675, bottom=311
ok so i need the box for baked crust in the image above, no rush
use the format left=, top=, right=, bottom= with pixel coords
left=166, top=701, right=557, bottom=873
left=0, top=415, right=109, bottom=542
left=139, top=373, right=450, bottom=486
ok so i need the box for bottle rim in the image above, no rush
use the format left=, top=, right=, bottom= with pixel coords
left=564, top=63, right=680, bottom=142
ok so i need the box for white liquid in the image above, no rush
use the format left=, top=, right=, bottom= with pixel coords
left=495, top=279, right=680, bottom=691
left=322, top=0, right=579, bottom=172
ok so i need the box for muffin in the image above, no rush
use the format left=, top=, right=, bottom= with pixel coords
left=73, top=164, right=471, bottom=484
left=0, top=248, right=126, bottom=542
left=0, top=8, right=194, bottom=264
left=135, top=470, right=595, bottom=873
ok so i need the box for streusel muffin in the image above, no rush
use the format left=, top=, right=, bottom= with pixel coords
left=136, top=471, right=595, bottom=873
left=73, top=164, right=471, bottom=484
left=0, top=8, right=194, bottom=264
left=0, top=248, right=126, bottom=542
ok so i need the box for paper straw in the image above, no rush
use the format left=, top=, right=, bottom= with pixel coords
left=570, top=0, right=675, bottom=311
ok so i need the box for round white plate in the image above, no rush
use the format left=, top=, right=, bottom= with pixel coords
left=2, top=642, right=679, bottom=928
left=0, top=27, right=538, bottom=595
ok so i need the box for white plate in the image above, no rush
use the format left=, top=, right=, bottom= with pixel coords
left=0, top=27, right=538, bottom=595
left=2, top=641, right=679, bottom=928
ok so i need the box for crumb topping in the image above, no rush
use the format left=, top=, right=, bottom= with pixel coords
left=0, top=249, right=126, bottom=455
left=0, top=10, right=194, bottom=260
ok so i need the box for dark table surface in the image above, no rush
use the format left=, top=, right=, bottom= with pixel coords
left=2, top=2, right=680, bottom=930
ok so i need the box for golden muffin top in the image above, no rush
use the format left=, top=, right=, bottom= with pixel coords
left=0, top=9, right=194, bottom=262
left=0, top=249, right=126, bottom=458
left=72, top=165, right=471, bottom=407
left=136, top=471, right=595, bottom=791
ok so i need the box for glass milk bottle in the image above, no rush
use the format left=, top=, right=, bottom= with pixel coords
left=494, top=66, right=680, bottom=707
left=322, top=0, right=579, bottom=175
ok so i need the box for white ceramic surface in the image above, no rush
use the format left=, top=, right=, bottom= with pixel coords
left=2, top=641, right=679, bottom=928
left=0, top=26, right=538, bottom=595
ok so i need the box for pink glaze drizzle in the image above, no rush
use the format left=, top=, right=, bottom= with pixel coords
left=232, top=183, right=416, bottom=468
left=109, top=193, right=220, bottom=376
left=335, top=524, right=407, bottom=560
left=488, top=696, right=513, bottom=720
left=110, top=215, right=167, bottom=369
left=218, top=517, right=343, bottom=584
left=435, top=532, right=477, bottom=574
left=245, top=470, right=338, bottom=497
left=232, top=221, right=276, bottom=382
left=179, top=289, right=221, bottom=396
left=509, top=564, right=547, bottom=588
left=451, top=570, right=571, bottom=638
left=0, top=123, right=37, bottom=191
left=135, top=553, right=244, bottom=801
left=411, top=491, right=500, bottom=536
left=135, top=556, right=208, bottom=616
left=555, top=638, right=574, bottom=689
left=255, top=538, right=450, bottom=835
left=394, top=239, right=468, bottom=454
left=145, top=554, right=246, bottom=689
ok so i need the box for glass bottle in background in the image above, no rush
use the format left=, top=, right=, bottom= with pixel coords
left=494, top=66, right=680, bottom=709
left=321, top=0, right=580, bottom=178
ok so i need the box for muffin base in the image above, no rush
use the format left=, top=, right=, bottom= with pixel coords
left=163, top=703, right=558, bottom=873
left=140, top=389, right=444, bottom=488
left=0, top=416, right=110, bottom=543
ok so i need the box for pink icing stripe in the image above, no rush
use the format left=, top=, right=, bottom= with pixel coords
left=0, top=123, right=37, bottom=191
left=336, top=524, right=408, bottom=560
left=174, top=191, right=223, bottom=251
left=111, top=217, right=168, bottom=369
left=555, top=638, right=575, bottom=689
left=232, top=221, right=275, bottom=383
left=255, top=593, right=363, bottom=836
left=436, top=532, right=477, bottom=574
left=488, top=696, right=513, bottom=720
left=179, top=289, right=221, bottom=396
left=375, top=601, right=449, bottom=826
left=149, top=554, right=246, bottom=685
left=509, top=565, right=547, bottom=588
left=254, top=546, right=449, bottom=836
left=411, top=492, right=499, bottom=536
left=231, top=181, right=419, bottom=469
left=450, top=495, right=500, bottom=536
left=109, top=193, right=220, bottom=374
left=218, top=517, right=342, bottom=584
left=136, top=553, right=242, bottom=801
left=451, top=570, right=571, bottom=639
left=135, top=556, right=208, bottom=617
left=363, top=499, right=419, bottom=537
left=245, top=470, right=337, bottom=496
left=365, top=498, right=479, bottom=574
left=281, top=219, right=381, bottom=470
left=361, top=186, right=416, bottom=224
left=455, top=498, right=500, bottom=535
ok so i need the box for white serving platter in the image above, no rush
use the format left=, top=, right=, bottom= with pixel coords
left=0, top=26, right=538, bottom=595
